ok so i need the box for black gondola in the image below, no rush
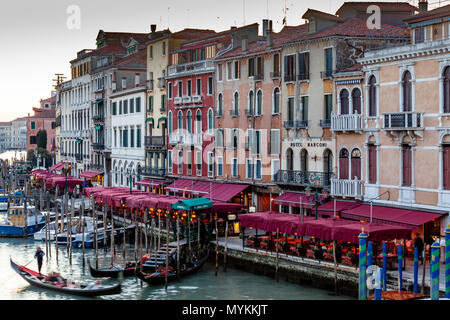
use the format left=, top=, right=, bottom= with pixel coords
left=135, top=251, right=209, bottom=285
left=87, top=258, right=136, bottom=278
left=10, top=258, right=121, bottom=297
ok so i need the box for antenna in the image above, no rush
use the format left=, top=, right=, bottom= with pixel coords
left=52, top=73, right=67, bottom=89
left=243, top=0, right=245, bottom=26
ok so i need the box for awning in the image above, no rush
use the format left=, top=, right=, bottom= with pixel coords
left=340, top=204, right=445, bottom=229
left=93, top=99, right=103, bottom=105
left=168, top=179, right=249, bottom=202
left=157, top=117, right=167, bottom=128
left=49, top=162, right=65, bottom=171
left=135, top=179, right=165, bottom=188
left=317, top=200, right=362, bottom=216
left=273, top=192, right=326, bottom=209
left=211, top=183, right=248, bottom=202
left=172, top=197, right=213, bottom=211
left=166, top=179, right=197, bottom=192
left=80, top=171, right=103, bottom=179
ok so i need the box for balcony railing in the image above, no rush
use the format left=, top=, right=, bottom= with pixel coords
left=92, top=115, right=104, bottom=123
left=174, top=97, right=183, bottom=105
left=270, top=72, right=281, bottom=79
left=319, top=119, right=331, bottom=128
left=157, top=77, right=166, bottom=88
left=331, top=179, right=363, bottom=198
left=253, top=74, right=264, bottom=81
left=331, top=114, right=363, bottom=132
left=92, top=143, right=105, bottom=151
left=142, top=167, right=166, bottom=178
left=274, top=170, right=332, bottom=187
left=229, top=109, right=239, bottom=117
left=145, top=136, right=165, bottom=148
left=168, top=60, right=214, bottom=77
left=297, top=73, right=310, bottom=81
left=283, top=120, right=308, bottom=129
left=182, top=96, right=192, bottom=104
left=284, top=74, right=296, bottom=82
left=169, top=133, right=202, bottom=146
left=320, top=70, right=334, bottom=79
left=75, top=154, right=83, bottom=162
left=382, top=112, right=423, bottom=130
left=192, top=95, right=202, bottom=103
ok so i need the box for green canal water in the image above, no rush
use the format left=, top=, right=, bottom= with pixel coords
left=0, top=238, right=353, bottom=300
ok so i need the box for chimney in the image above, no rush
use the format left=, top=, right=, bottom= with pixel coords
left=263, top=19, right=269, bottom=37
left=266, top=20, right=273, bottom=48
left=242, top=35, right=248, bottom=52
left=418, top=0, right=428, bottom=13
left=151, top=24, right=157, bottom=33
left=135, top=73, right=140, bottom=87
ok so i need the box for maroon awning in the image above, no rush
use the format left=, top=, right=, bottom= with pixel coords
left=340, top=204, right=445, bottom=229
left=273, top=192, right=326, bottom=208
left=210, top=183, right=249, bottom=202
left=296, top=218, right=358, bottom=241
left=332, top=223, right=412, bottom=244
left=317, top=200, right=362, bottom=216
left=80, top=171, right=102, bottom=179
left=166, top=179, right=196, bottom=192
left=49, top=162, right=66, bottom=171
left=50, top=177, right=84, bottom=188
left=135, top=179, right=165, bottom=188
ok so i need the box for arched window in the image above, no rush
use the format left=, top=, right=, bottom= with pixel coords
left=233, top=92, right=239, bottom=115
left=286, top=148, right=293, bottom=171
left=301, top=149, right=308, bottom=172
left=196, top=109, right=202, bottom=134
left=443, top=67, right=450, bottom=113
left=217, top=93, right=223, bottom=116
left=352, top=88, right=361, bottom=114
left=340, top=89, right=349, bottom=115
left=177, top=111, right=183, bottom=131
left=248, top=90, right=254, bottom=114
left=339, top=149, right=349, bottom=180
left=368, top=75, right=377, bottom=117
left=402, top=144, right=412, bottom=186
left=186, top=110, right=192, bottom=133
left=324, top=149, right=333, bottom=185
left=256, top=90, right=263, bottom=115
left=443, top=143, right=450, bottom=190
left=273, top=87, right=280, bottom=114
left=402, top=71, right=412, bottom=112
left=351, top=149, right=361, bottom=180
left=368, top=143, right=377, bottom=184
left=208, top=109, right=213, bottom=132
left=168, top=111, right=173, bottom=135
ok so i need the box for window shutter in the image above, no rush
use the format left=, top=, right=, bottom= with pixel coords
left=351, top=156, right=361, bottom=180
left=284, top=55, right=288, bottom=78
left=270, top=130, right=280, bottom=155
left=444, top=146, right=450, bottom=190
left=368, top=145, right=377, bottom=184
left=298, top=53, right=304, bottom=77
left=339, top=155, right=349, bottom=180
left=402, top=145, right=412, bottom=186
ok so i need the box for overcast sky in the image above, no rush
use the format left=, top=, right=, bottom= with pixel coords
left=0, top=0, right=423, bottom=122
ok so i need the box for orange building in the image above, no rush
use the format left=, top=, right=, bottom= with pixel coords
left=27, top=98, right=56, bottom=154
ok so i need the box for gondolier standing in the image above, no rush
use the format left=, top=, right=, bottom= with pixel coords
left=34, top=246, right=45, bottom=275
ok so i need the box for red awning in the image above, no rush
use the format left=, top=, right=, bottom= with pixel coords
left=49, top=162, right=65, bottom=171
left=332, top=223, right=412, bottom=243
left=50, top=177, right=84, bottom=188
left=135, top=179, right=165, bottom=188
left=80, top=171, right=102, bottom=179
left=166, top=179, right=196, bottom=192
left=340, top=204, right=445, bottom=229
left=273, top=192, right=326, bottom=208
left=211, top=201, right=246, bottom=213
left=210, top=183, right=249, bottom=202
left=317, top=200, right=362, bottom=216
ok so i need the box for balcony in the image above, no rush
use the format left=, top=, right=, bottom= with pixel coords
left=319, top=119, right=331, bottom=128
left=92, top=143, right=105, bottom=151
left=157, top=77, right=166, bottom=89
left=331, top=179, right=363, bottom=198
left=174, top=97, right=183, bottom=105
left=331, top=114, right=363, bottom=132
left=142, top=167, right=166, bottom=178
left=274, top=170, right=332, bottom=187
left=297, top=73, right=310, bottom=81
left=92, top=115, right=104, bottom=123
left=253, top=74, right=264, bottom=81
left=145, top=136, right=165, bottom=148
left=382, top=112, right=423, bottom=130
left=167, top=60, right=214, bottom=77
left=192, top=95, right=202, bottom=103
left=182, top=96, right=192, bottom=104
left=270, top=72, right=281, bottom=79
left=147, top=79, right=154, bottom=91
left=283, top=120, right=308, bottom=129
left=229, top=109, right=239, bottom=117
left=284, top=74, right=296, bottom=82
left=169, top=133, right=202, bottom=146
left=320, top=70, right=334, bottom=79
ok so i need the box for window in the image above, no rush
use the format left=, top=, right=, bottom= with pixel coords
left=217, top=156, right=223, bottom=176
left=178, top=151, right=183, bottom=173
left=302, top=96, right=309, bottom=122
left=402, top=71, right=412, bottom=112
left=123, top=129, right=128, bottom=147
left=217, top=64, right=223, bottom=81
left=256, top=90, right=262, bottom=115
left=233, top=92, right=239, bottom=115
left=256, top=57, right=263, bottom=77
left=130, top=128, right=135, bottom=147
left=215, top=128, right=224, bottom=148
left=162, top=42, right=166, bottom=56
left=130, top=98, right=134, bottom=113
left=196, top=79, right=201, bottom=96
left=31, top=122, right=35, bottom=130
left=178, top=81, right=183, bottom=97
left=208, top=77, right=213, bottom=95
left=168, top=150, right=173, bottom=173
left=255, top=159, right=262, bottom=180
left=248, top=58, right=255, bottom=77
left=196, top=151, right=202, bottom=176
left=270, top=129, right=280, bottom=155
left=168, top=82, right=173, bottom=99
left=273, top=88, right=280, bottom=114
left=246, top=159, right=253, bottom=179
left=273, top=53, right=280, bottom=74
left=339, top=149, right=349, bottom=180
left=161, top=95, right=166, bottom=111
left=208, top=152, right=213, bottom=177
left=217, top=93, right=223, bottom=116
left=208, top=109, right=213, bottom=133
left=351, top=149, right=361, bottom=180
left=123, top=100, right=128, bottom=114
left=30, top=136, right=37, bottom=145
left=230, top=128, right=239, bottom=149
left=298, top=52, right=310, bottom=80
left=195, top=109, right=202, bottom=134
left=148, top=96, right=153, bottom=112
left=187, top=110, right=192, bottom=133
left=168, top=111, right=173, bottom=135
left=415, top=27, right=425, bottom=44
left=368, top=76, right=377, bottom=117
left=248, top=90, right=254, bottom=114
left=119, top=101, right=122, bottom=115
left=284, top=55, right=295, bottom=81
left=234, top=61, right=240, bottom=79
left=340, top=89, right=349, bottom=114
left=288, top=97, right=295, bottom=121
left=187, top=150, right=192, bottom=175
left=178, top=111, right=183, bottom=130
left=136, top=127, right=141, bottom=148
left=324, top=48, right=333, bottom=77
left=136, top=97, right=141, bottom=113
left=112, top=102, right=117, bottom=115
left=352, top=88, right=361, bottom=114
left=368, top=144, right=377, bottom=184
left=444, top=67, right=450, bottom=113
left=149, top=46, right=153, bottom=59
left=402, top=144, right=412, bottom=187
left=227, top=62, right=232, bottom=80
left=232, top=158, right=238, bottom=178
left=255, top=130, right=261, bottom=155
left=187, top=80, right=192, bottom=96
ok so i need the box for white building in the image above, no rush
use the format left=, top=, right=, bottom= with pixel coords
left=110, top=86, right=146, bottom=188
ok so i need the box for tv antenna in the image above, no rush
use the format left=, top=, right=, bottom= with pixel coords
left=52, top=73, right=67, bottom=89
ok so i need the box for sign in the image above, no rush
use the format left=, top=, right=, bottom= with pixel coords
left=290, top=142, right=329, bottom=148
left=227, top=214, right=236, bottom=221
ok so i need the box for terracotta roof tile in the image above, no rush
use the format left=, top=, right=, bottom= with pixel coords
left=337, top=2, right=417, bottom=14
left=404, top=4, right=450, bottom=23
left=302, top=8, right=345, bottom=22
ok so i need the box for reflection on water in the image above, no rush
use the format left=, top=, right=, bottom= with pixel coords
left=0, top=238, right=353, bottom=300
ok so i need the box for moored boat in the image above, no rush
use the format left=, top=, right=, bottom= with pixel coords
left=0, top=205, right=46, bottom=237
left=87, top=258, right=137, bottom=278
left=10, top=258, right=122, bottom=297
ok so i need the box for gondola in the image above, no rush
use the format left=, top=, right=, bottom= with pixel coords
left=10, top=258, right=121, bottom=297
left=87, top=258, right=136, bottom=278
left=135, top=251, right=209, bottom=285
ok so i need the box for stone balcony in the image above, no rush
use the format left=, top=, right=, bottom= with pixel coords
left=331, top=179, right=363, bottom=198
left=331, top=113, right=363, bottom=132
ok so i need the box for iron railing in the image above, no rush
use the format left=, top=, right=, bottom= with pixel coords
left=382, top=112, right=423, bottom=130
left=274, top=170, right=332, bottom=187
left=145, top=136, right=165, bottom=147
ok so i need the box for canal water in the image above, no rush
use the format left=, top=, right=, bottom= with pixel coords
left=0, top=238, right=353, bottom=300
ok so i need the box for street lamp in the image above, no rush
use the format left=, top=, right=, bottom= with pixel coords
left=310, top=175, right=321, bottom=220
left=126, top=164, right=136, bottom=195
left=63, top=163, right=71, bottom=195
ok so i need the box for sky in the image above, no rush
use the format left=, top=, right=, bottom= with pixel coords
left=0, top=0, right=427, bottom=122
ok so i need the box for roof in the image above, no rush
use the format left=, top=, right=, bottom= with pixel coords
left=404, top=4, right=450, bottom=24
left=336, top=2, right=417, bottom=15
left=112, top=47, right=147, bottom=69
left=302, top=8, right=345, bottom=22
left=40, top=96, right=56, bottom=104
left=28, top=108, right=56, bottom=119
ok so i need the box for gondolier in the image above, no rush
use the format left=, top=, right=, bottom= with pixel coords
left=34, top=246, right=44, bottom=275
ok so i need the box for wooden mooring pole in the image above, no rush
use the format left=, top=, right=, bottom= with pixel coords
left=223, top=221, right=228, bottom=272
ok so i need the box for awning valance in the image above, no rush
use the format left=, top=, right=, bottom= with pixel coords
left=172, top=197, right=213, bottom=211
left=80, top=171, right=103, bottom=179
left=273, top=192, right=326, bottom=209
left=135, top=179, right=165, bottom=188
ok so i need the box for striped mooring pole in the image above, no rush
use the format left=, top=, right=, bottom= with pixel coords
left=367, top=241, right=373, bottom=269
left=445, top=226, right=450, bottom=299
left=374, top=267, right=383, bottom=300
left=414, top=247, right=418, bottom=294
left=431, top=242, right=440, bottom=300
left=382, top=242, right=387, bottom=291
left=398, top=245, right=403, bottom=291
left=359, top=229, right=368, bottom=300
